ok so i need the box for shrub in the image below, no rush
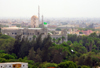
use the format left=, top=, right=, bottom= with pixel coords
left=58, top=61, right=77, bottom=68
left=1, top=54, right=15, bottom=59
left=0, top=58, right=7, bottom=62
left=81, top=65, right=90, bottom=68
left=28, top=64, right=37, bottom=68
left=0, top=50, right=6, bottom=53
left=39, top=62, right=57, bottom=68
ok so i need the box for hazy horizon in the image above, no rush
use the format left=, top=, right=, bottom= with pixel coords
left=0, top=0, right=100, bottom=18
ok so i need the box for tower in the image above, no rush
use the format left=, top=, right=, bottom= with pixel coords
left=38, top=5, right=40, bottom=24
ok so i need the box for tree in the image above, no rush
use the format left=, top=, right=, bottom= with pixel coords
left=72, top=42, right=87, bottom=55
left=39, top=24, right=44, bottom=28
left=84, top=56, right=92, bottom=67
left=89, top=32, right=97, bottom=38
left=16, top=24, right=21, bottom=27
left=79, top=40, right=83, bottom=44
left=67, top=41, right=72, bottom=45
left=81, top=65, right=90, bottom=68
left=50, top=43, right=71, bottom=63
left=92, top=45, right=97, bottom=50
left=78, top=55, right=86, bottom=65
left=39, top=62, right=57, bottom=68
left=91, top=56, right=99, bottom=68
left=11, top=35, right=22, bottom=57
left=18, top=39, right=31, bottom=58
left=96, top=40, right=100, bottom=51
left=33, top=35, right=36, bottom=40
left=79, top=32, right=83, bottom=34
left=0, top=28, right=1, bottom=34
left=53, top=38, right=56, bottom=43
left=1, top=54, right=15, bottom=59
left=85, top=43, right=89, bottom=52
left=92, top=45, right=97, bottom=53
left=28, top=47, right=36, bottom=60
left=56, top=28, right=61, bottom=31
left=34, top=48, right=42, bottom=62
left=41, top=34, right=52, bottom=62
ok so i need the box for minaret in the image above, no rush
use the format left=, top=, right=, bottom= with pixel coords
left=38, top=5, right=40, bottom=24
left=42, top=15, right=44, bottom=28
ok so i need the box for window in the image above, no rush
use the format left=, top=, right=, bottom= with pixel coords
left=9, top=65, right=11, bottom=67
left=15, top=33, right=17, bottom=35
left=23, top=65, right=25, bottom=67
left=37, top=32, right=39, bottom=35
left=27, top=33, right=29, bottom=35
left=42, top=33, right=44, bottom=34
left=23, top=36, right=25, bottom=38
left=23, top=32, right=26, bottom=35
left=30, top=38, right=31, bottom=40
left=13, top=65, right=15, bottom=68
left=4, top=65, right=7, bottom=67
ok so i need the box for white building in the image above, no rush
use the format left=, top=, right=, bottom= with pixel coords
left=0, top=62, right=28, bottom=68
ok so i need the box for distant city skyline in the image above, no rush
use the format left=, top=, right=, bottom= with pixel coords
left=0, top=0, right=100, bottom=18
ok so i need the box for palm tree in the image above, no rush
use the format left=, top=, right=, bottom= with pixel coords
left=85, top=43, right=89, bottom=52
left=57, top=38, right=61, bottom=44
left=96, top=40, right=100, bottom=51
left=87, top=38, right=94, bottom=51
left=92, top=45, right=97, bottom=50
left=53, top=38, right=56, bottom=43
left=33, top=35, right=36, bottom=40
left=62, top=36, right=65, bottom=43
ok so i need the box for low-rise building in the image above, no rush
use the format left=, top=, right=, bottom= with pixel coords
left=0, top=62, right=28, bottom=68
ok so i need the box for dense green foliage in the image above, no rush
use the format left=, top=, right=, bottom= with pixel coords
left=1, top=32, right=100, bottom=68
left=39, top=62, right=57, bottom=68
left=0, top=34, right=15, bottom=53
left=56, top=28, right=61, bottom=31
left=58, top=61, right=77, bottom=68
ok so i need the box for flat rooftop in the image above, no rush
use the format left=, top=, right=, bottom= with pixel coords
left=2, top=27, right=42, bottom=30
left=0, top=62, right=28, bottom=64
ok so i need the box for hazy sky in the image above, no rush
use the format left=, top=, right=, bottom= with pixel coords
left=0, top=0, right=100, bottom=18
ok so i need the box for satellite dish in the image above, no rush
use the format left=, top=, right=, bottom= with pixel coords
left=71, top=49, right=74, bottom=52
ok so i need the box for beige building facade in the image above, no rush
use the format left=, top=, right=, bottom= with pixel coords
left=1, top=27, right=67, bottom=43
